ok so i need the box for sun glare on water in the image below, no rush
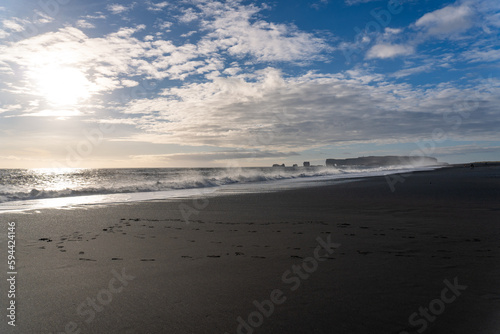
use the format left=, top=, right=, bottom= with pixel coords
left=31, top=64, right=92, bottom=106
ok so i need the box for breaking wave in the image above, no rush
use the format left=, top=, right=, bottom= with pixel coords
left=0, top=165, right=425, bottom=204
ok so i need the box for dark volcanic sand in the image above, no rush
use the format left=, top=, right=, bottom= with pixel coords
left=0, top=165, right=499, bottom=333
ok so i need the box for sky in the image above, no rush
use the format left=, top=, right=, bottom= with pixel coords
left=0, top=0, right=499, bottom=168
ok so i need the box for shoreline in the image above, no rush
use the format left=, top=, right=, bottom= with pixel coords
left=0, top=165, right=445, bottom=214
left=0, top=165, right=499, bottom=333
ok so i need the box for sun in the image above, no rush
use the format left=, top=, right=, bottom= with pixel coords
left=31, top=64, right=92, bottom=106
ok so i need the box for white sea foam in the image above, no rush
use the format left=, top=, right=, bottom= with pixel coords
left=0, top=166, right=440, bottom=212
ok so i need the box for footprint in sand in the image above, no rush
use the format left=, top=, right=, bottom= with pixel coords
left=357, top=250, right=372, bottom=255
left=475, top=249, right=492, bottom=253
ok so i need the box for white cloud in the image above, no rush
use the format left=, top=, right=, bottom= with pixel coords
left=366, top=43, right=414, bottom=59
left=223, top=66, right=241, bottom=76
left=0, top=29, right=9, bottom=39
left=107, top=4, right=133, bottom=15
left=156, top=20, right=173, bottom=31
left=392, top=64, right=433, bottom=78
left=147, top=1, right=169, bottom=12
left=33, top=10, right=54, bottom=24
left=20, top=109, right=83, bottom=118
left=432, top=144, right=500, bottom=156
left=115, top=68, right=500, bottom=150
left=181, top=30, right=197, bottom=38
left=0, top=0, right=328, bottom=96
left=0, top=26, right=148, bottom=72
left=384, top=27, right=402, bottom=35
left=121, top=79, right=140, bottom=87
left=1, top=0, right=499, bottom=166
left=463, top=48, right=500, bottom=63
left=76, top=20, right=95, bottom=29
left=131, top=150, right=299, bottom=163
left=311, top=0, right=329, bottom=10
left=345, top=0, right=383, bottom=5
left=359, top=1, right=497, bottom=61
left=85, top=14, right=107, bottom=20
left=2, top=19, right=27, bottom=32
left=178, top=8, right=199, bottom=23
left=199, top=1, right=328, bottom=63
left=415, top=3, right=475, bottom=37
left=0, top=60, right=13, bottom=74
left=0, top=104, right=22, bottom=114
left=88, top=118, right=139, bottom=125
left=0, top=26, right=153, bottom=111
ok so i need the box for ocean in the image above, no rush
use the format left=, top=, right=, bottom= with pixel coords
left=0, top=166, right=438, bottom=212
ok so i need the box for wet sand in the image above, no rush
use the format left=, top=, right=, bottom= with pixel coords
left=1, top=165, right=499, bottom=333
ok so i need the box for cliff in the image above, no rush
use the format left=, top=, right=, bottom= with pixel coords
left=325, top=156, right=438, bottom=167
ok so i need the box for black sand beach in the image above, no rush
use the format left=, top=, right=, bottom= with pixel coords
left=1, top=165, right=499, bottom=333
